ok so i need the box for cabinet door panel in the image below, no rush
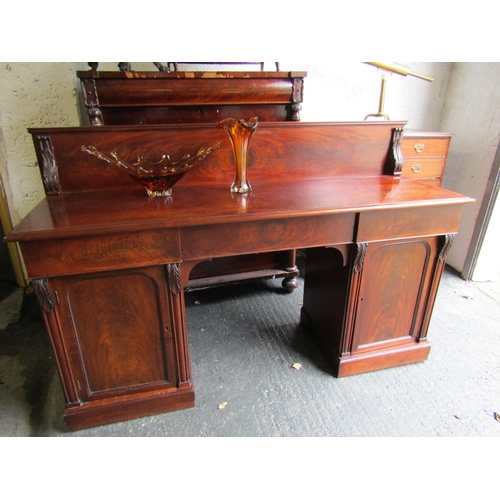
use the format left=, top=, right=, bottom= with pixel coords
left=57, top=266, right=176, bottom=400
left=352, top=239, right=433, bottom=352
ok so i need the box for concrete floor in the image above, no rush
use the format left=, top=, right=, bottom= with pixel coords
left=1, top=264, right=500, bottom=438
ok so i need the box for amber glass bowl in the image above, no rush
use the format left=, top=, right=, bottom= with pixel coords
left=82, top=143, right=220, bottom=197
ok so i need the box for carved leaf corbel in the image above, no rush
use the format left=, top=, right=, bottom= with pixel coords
left=438, top=234, right=456, bottom=263
left=32, top=278, right=54, bottom=312
left=353, top=243, right=368, bottom=273
left=39, top=136, right=60, bottom=194
left=167, top=263, right=181, bottom=296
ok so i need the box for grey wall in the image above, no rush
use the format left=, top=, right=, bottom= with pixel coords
left=439, top=63, right=500, bottom=277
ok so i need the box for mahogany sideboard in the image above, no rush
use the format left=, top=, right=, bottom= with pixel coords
left=77, top=69, right=307, bottom=293
left=6, top=120, right=473, bottom=430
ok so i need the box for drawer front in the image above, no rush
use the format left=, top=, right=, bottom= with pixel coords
left=357, top=205, right=464, bottom=242
left=402, top=159, right=446, bottom=180
left=402, top=137, right=450, bottom=158
left=20, top=229, right=181, bottom=278
left=181, top=213, right=356, bottom=260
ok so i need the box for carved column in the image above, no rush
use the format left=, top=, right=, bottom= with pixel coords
left=341, top=242, right=368, bottom=354
left=288, top=77, right=304, bottom=121
left=31, top=278, right=79, bottom=404
left=419, top=234, right=456, bottom=340
left=166, top=263, right=192, bottom=387
left=80, top=78, right=103, bottom=126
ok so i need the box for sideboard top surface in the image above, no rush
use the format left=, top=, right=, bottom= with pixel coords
left=10, top=120, right=473, bottom=242
left=7, top=177, right=473, bottom=242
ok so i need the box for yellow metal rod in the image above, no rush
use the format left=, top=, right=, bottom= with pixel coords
left=365, top=62, right=434, bottom=82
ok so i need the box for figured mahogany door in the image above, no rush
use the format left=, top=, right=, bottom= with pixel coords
left=350, top=237, right=439, bottom=355
left=52, top=265, right=179, bottom=402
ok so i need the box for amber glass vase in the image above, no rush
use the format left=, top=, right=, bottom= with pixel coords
left=218, top=117, right=258, bottom=193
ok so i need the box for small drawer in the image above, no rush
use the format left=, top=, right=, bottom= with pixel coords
left=401, top=159, right=446, bottom=180
left=402, top=137, right=450, bottom=158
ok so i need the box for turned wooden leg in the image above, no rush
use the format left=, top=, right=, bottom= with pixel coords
left=282, top=249, right=299, bottom=293
left=282, top=273, right=299, bottom=293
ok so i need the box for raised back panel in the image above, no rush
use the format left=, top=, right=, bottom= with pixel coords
left=29, top=121, right=406, bottom=195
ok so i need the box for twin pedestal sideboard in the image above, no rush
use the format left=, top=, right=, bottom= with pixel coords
left=6, top=118, right=473, bottom=430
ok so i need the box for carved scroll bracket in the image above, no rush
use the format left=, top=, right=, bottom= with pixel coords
left=38, top=136, right=60, bottom=195
left=385, top=127, right=404, bottom=177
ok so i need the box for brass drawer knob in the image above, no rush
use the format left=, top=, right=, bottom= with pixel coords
left=411, top=164, right=422, bottom=173
left=414, top=143, right=425, bottom=153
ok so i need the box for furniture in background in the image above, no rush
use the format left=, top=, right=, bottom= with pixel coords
left=77, top=67, right=304, bottom=126
left=77, top=68, right=307, bottom=293
left=401, top=130, right=452, bottom=186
